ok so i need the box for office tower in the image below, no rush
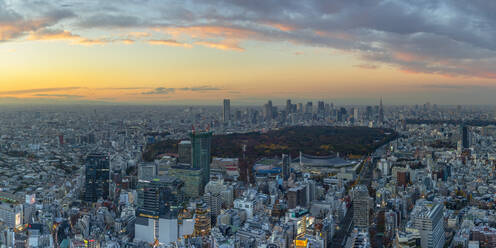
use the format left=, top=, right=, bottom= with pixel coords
left=305, top=101, right=313, bottom=114
left=410, top=200, right=445, bottom=248
left=282, top=154, right=290, bottom=181
left=203, top=192, right=222, bottom=225
left=317, top=101, right=325, bottom=115
left=264, top=100, right=273, bottom=121
left=286, top=99, right=292, bottom=114
left=190, top=131, right=212, bottom=187
left=351, top=185, right=371, bottom=229
left=205, top=178, right=234, bottom=207
left=287, top=185, right=307, bottom=209
left=136, top=176, right=184, bottom=218
left=461, top=125, right=470, bottom=149
left=353, top=107, right=359, bottom=122
left=366, top=106, right=373, bottom=120
left=178, top=140, right=192, bottom=164
left=338, top=107, right=347, bottom=122
left=135, top=176, right=184, bottom=244
left=84, top=153, right=110, bottom=202
left=223, top=99, right=231, bottom=124
left=168, top=166, right=203, bottom=198
left=297, top=103, right=303, bottom=113
left=235, top=110, right=242, bottom=121
left=379, top=97, right=384, bottom=123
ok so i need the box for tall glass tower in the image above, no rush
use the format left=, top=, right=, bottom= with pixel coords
left=84, top=153, right=110, bottom=202
left=190, top=131, right=212, bottom=187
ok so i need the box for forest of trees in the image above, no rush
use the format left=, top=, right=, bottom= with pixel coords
left=143, top=126, right=397, bottom=162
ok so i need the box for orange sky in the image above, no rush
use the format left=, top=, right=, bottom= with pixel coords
left=1, top=1, right=496, bottom=105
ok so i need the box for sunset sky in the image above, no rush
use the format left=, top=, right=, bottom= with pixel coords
left=1, top=0, right=496, bottom=105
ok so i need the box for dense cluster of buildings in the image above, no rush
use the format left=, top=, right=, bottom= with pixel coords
left=0, top=101, right=495, bottom=247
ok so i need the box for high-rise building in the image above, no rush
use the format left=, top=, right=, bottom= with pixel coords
left=353, top=107, right=359, bottom=122
left=190, top=131, right=212, bottom=187
left=409, top=200, right=445, bottom=248
left=178, top=140, right=192, bottom=164
left=286, top=99, right=292, bottom=114
left=379, top=97, right=384, bottom=123
left=366, top=106, right=373, bottom=120
left=203, top=192, right=222, bottom=225
left=305, top=102, right=313, bottom=114
left=297, top=103, right=303, bottom=113
left=461, top=125, right=470, bottom=149
left=282, top=154, right=291, bottom=181
left=168, top=166, right=203, bottom=198
left=351, top=185, right=371, bottom=229
left=136, top=176, right=184, bottom=218
left=135, top=176, right=184, bottom=244
left=317, top=101, right=325, bottom=115
left=264, top=100, right=273, bottom=121
left=223, top=99, right=231, bottom=124
left=84, top=153, right=110, bottom=202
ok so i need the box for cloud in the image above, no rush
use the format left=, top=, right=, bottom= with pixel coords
left=5, top=0, right=496, bottom=78
left=354, top=64, right=379, bottom=69
left=195, top=40, right=244, bottom=51
left=78, top=14, right=142, bottom=28
left=180, top=86, right=222, bottom=91
left=148, top=39, right=192, bottom=48
left=0, top=87, right=81, bottom=95
left=418, top=84, right=484, bottom=90
left=99, top=87, right=148, bottom=90
left=141, top=85, right=222, bottom=95
left=142, top=87, right=176, bottom=95
left=0, top=2, right=74, bottom=42
left=33, top=94, right=84, bottom=99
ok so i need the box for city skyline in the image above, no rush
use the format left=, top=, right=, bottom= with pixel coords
left=2, top=0, right=496, bottom=105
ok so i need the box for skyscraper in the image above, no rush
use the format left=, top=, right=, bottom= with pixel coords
left=282, top=154, right=291, bottom=181
left=135, top=176, right=184, bottom=244
left=351, top=185, right=371, bottom=229
left=190, top=131, right=212, bottom=187
left=84, top=153, right=110, bottom=202
left=305, top=101, right=313, bottom=114
left=461, top=125, right=470, bottom=149
left=264, top=100, right=273, bottom=121
left=223, top=99, right=231, bottom=125
left=286, top=99, right=292, bottom=114
left=178, top=140, right=192, bottom=164
left=379, top=97, right=384, bottom=123
left=410, top=200, right=445, bottom=248
left=136, top=176, right=184, bottom=219
left=317, top=101, right=325, bottom=115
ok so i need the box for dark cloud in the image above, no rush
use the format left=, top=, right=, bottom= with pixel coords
left=141, top=85, right=222, bottom=95
left=78, top=14, right=142, bottom=28
left=353, top=64, right=379, bottom=70
left=419, top=84, right=492, bottom=90
left=0, top=87, right=81, bottom=95
left=142, top=87, right=176, bottom=95
left=179, top=86, right=221, bottom=91
left=5, top=0, right=496, bottom=78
